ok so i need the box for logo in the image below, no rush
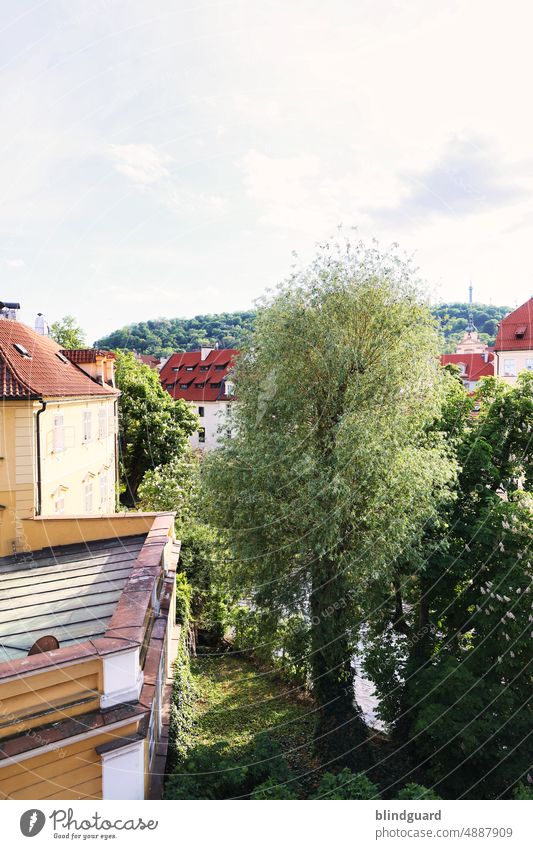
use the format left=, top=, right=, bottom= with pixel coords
left=20, top=810, right=46, bottom=837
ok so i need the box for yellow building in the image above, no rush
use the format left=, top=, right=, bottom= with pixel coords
left=0, top=319, right=118, bottom=557
left=493, top=297, right=533, bottom=384
left=0, top=315, right=183, bottom=799
left=0, top=511, right=180, bottom=800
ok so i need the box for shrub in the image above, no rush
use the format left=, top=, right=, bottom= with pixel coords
left=397, top=783, right=441, bottom=800
left=312, top=769, right=380, bottom=800
left=512, top=783, right=533, bottom=800
left=251, top=778, right=299, bottom=800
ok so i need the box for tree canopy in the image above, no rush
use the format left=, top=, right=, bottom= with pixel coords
left=202, top=238, right=456, bottom=767
left=94, top=302, right=510, bottom=356
left=115, top=351, right=198, bottom=504
left=50, top=314, right=86, bottom=349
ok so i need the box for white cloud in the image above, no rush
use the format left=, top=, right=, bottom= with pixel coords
left=109, top=144, right=173, bottom=186
left=3, top=258, right=25, bottom=268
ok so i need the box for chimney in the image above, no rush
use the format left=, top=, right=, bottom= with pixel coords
left=35, top=312, right=50, bottom=335
left=0, top=301, right=20, bottom=320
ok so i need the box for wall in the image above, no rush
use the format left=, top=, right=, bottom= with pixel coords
left=494, top=350, right=533, bottom=385
left=189, top=399, right=235, bottom=450
left=0, top=721, right=140, bottom=800
left=0, top=396, right=118, bottom=556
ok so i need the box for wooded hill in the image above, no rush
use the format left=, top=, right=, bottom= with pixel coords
left=95, top=303, right=510, bottom=356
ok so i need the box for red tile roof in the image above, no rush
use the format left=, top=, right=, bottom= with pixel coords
left=61, top=348, right=116, bottom=364
left=494, top=298, right=533, bottom=351
left=440, top=352, right=494, bottom=380
left=159, top=348, right=238, bottom=401
left=135, top=353, right=160, bottom=368
left=0, top=321, right=118, bottom=399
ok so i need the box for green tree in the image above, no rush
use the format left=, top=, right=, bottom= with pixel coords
left=50, top=315, right=86, bottom=348
left=364, top=371, right=533, bottom=798
left=203, top=239, right=455, bottom=769
left=115, top=351, right=197, bottom=504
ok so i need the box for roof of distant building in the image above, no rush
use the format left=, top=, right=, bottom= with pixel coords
left=134, top=353, right=160, bottom=368
left=60, top=348, right=116, bottom=364
left=440, top=351, right=494, bottom=381
left=159, top=348, right=238, bottom=401
left=0, top=321, right=118, bottom=399
left=494, top=297, right=533, bottom=351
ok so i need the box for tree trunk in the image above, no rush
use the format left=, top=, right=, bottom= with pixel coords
left=310, top=555, right=371, bottom=771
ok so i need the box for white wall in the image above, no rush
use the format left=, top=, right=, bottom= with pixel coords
left=494, top=350, right=533, bottom=385
left=189, top=400, right=235, bottom=450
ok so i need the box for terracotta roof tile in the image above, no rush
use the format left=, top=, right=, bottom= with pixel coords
left=440, top=352, right=494, bottom=380
left=494, top=298, right=533, bottom=350
left=0, top=321, right=118, bottom=399
left=60, top=348, right=116, bottom=364
left=159, top=347, right=237, bottom=401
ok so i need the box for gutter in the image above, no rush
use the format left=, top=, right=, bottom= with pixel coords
left=35, top=400, right=47, bottom=516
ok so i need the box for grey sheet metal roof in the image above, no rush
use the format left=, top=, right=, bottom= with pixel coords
left=0, top=535, right=146, bottom=662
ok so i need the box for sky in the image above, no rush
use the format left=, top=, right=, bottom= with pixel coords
left=1, top=0, right=533, bottom=343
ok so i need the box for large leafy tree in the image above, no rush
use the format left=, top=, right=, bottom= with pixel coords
left=50, top=314, right=86, bottom=348
left=115, top=352, right=197, bottom=504
left=364, top=370, right=533, bottom=798
left=203, top=239, right=455, bottom=769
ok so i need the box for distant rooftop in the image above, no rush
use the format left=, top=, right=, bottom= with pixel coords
left=0, top=535, right=146, bottom=662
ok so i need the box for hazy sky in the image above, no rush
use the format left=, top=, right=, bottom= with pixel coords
left=2, top=1, right=533, bottom=343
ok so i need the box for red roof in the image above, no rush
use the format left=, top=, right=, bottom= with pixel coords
left=0, top=321, right=118, bottom=399
left=440, top=352, right=494, bottom=380
left=135, top=353, right=160, bottom=368
left=61, top=348, right=116, bottom=364
left=494, top=298, right=533, bottom=351
left=159, top=348, right=237, bottom=402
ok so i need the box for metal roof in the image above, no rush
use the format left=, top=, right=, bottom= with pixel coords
left=0, top=535, right=146, bottom=662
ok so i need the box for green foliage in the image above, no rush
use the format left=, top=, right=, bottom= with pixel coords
left=363, top=371, right=533, bottom=799
left=312, top=769, right=380, bottom=800
left=167, top=573, right=195, bottom=769
left=137, top=450, right=198, bottom=523
left=96, top=311, right=256, bottom=357
left=164, top=734, right=297, bottom=800
left=50, top=314, right=86, bottom=348
left=96, top=303, right=510, bottom=357
left=115, top=351, right=197, bottom=503
left=432, top=302, right=510, bottom=352
left=231, top=607, right=311, bottom=685
left=203, top=238, right=456, bottom=767
left=512, top=784, right=533, bottom=800
left=250, top=778, right=299, bottom=799
left=397, top=783, right=441, bottom=800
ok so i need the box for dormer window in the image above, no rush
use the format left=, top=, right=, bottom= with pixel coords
left=458, top=363, right=467, bottom=375
left=185, top=366, right=195, bottom=371
left=13, top=343, right=31, bottom=358
left=200, top=365, right=210, bottom=372
left=515, top=324, right=527, bottom=338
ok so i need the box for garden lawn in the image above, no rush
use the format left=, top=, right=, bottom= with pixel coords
left=190, top=654, right=317, bottom=782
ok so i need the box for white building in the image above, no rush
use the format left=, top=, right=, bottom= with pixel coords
left=159, top=346, right=237, bottom=450
left=493, top=297, right=533, bottom=384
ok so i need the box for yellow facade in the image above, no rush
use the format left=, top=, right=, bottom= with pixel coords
left=0, top=395, right=117, bottom=557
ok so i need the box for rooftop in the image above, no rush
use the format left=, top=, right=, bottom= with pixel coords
left=494, top=297, right=533, bottom=351
left=440, top=351, right=494, bottom=381
left=0, top=535, right=146, bottom=662
left=0, top=321, right=118, bottom=399
left=159, top=347, right=237, bottom=401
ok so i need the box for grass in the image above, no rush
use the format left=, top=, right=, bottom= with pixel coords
left=189, top=653, right=318, bottom=783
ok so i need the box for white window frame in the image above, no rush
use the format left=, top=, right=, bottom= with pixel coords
left=82, top=410, right=92, bottom=443
left=503, top=358, right=516, bottom=377
left=52, top=414, right=65, bottom=453
left=84, top=480, right=93, bottom=513
left=99, top=473, right=107, bottom=510
left=98, top=406, right=107, bottom=439
left=525, top=358, right=533, bottom=371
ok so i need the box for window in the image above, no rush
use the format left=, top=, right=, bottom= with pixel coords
left=82, top=410, right=92, bottom=442
left=199, top=365, right=209, bottom=372
left=210, top=382, right=220, bottom=389
left=198, top=406, right=205, bottom=417
left=84, top=481, right=93, bottom=513
left=13, top=343, right=31, bottom=358
left=195, top=382, right=205, bottom=388
left=503, top=359, right=516, bottom=377
left=185, top=366, right=195, bottom=371
left=457, top=363, right=466, bottom=375
left=99, top=473, right=107, bottom=509
left=179, top=383, right=189, bottom=390
left=54, top=494, right=65, bottom=514
left=226, top=403, right=232, bottom=415
left=98, top=407, right=107, bottom=439
left=526, top=358, right=533, bottom=371
left=53, top=415, right=65, bottom=453
left=215, top=364, right=226, bottom=371
left=198, top=427, right=206, bottom=444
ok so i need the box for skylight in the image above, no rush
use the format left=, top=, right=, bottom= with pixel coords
left=13, top=343, right=31, bottom=358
